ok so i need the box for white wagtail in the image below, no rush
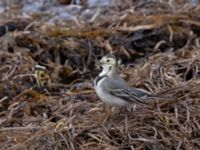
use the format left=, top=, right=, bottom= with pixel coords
left=94, top=54, right=169, bottom=107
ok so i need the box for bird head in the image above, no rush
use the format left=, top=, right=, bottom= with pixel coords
left=98, top=54, right=119, bottom=77
left=99, top=54, right=117, bottom=66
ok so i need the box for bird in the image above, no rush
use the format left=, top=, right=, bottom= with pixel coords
left=94, top=54, right=157, bottom=107
left=94, top=54, right=176, bottom=123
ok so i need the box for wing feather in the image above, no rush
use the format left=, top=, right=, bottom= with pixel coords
left=102, top=77, right=150, bottom=104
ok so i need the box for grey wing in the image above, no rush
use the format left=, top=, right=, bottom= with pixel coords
left=102, top=77, right=149, bottom=104
left=130, top=87, right=151, bottom=98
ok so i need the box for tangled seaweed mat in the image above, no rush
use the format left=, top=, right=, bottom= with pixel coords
left=1, top=1, right=200, bottom=150
left=1, top=50, right=200, bottom=150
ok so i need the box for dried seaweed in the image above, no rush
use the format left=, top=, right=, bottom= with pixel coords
left=0, top=0, right=200, bottom=150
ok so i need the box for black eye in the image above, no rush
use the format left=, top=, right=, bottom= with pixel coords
left=106, top=59, right=110, bottom=62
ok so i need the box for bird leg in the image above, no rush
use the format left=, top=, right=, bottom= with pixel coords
left=100, top=104, right=111, bottom=124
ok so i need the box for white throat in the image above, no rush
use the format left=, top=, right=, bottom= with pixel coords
left=99, top=65, right=111, bottom=76
left=99, top=64, right=118, bottom=77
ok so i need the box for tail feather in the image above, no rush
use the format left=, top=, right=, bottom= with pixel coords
left=142, top=94, right=177, bottom=101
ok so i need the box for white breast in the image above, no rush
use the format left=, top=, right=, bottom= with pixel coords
left=95, top=77, right=128, bottom=107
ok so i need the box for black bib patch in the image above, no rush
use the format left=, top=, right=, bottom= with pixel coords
left=95, top=75, right=108, bottom=86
